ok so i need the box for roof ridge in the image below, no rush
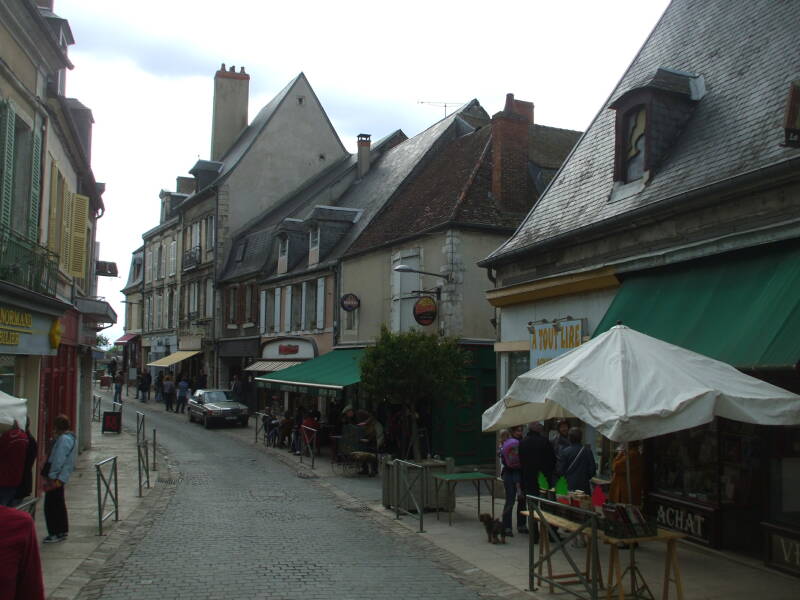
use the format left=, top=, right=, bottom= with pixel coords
left=531, top=123, right=583, bottom=135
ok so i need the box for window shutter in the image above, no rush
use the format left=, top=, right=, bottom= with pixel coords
left=60, top=190, right=73, bottom=272
left=259, top=290, right=267, bottom=334
left=300, top=282, right=307, bottom=330
left=316, top=277, right=325, bottom=329
left=28, top=131, right=42, bottom=241
left=283, top=286, right=292, bottom=332
left=0, top=101, right=16, bottom=229
left=47, top=163, right=58, bottom=252
left=274, top=287, right=281, bottom=333
left=68, top=193, right=89, bottom=277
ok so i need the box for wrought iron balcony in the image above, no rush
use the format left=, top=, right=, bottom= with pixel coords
left=0, top=224, right=59, bottom=296
left=183, top=245, right=201, bottom=270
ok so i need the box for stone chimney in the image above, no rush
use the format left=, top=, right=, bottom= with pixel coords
left=491, top=93, right=533, bottom=213
left=210, top=63, right=250, bottom=161
left=357, top=134, right=371, bottom=178
left=176, top=176, right=195, bottom=195
left=35, top=0, right=54, bottom=9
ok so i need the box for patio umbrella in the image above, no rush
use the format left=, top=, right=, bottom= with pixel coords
left=0, top=390, right=27, bottom=429
left=482, top=324, right=800, bottom=439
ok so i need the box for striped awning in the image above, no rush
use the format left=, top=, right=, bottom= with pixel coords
left=147, top=350, right=200, bottom=368
left=244, top=360, right=302, bottom=373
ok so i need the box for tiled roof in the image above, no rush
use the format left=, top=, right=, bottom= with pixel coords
left=529, top=124, right=582, bottom=170
left=484, top=0, right=800, bottom=265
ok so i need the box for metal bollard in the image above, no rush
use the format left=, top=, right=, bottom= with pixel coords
left=152, top=428, right=157, bottom=471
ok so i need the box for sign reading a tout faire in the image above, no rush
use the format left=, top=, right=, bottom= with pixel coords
left=530, top=319, right=584, bottom=367
left=413, top=296, right=437, bottom=326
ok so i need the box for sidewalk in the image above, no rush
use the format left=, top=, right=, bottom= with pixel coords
left=219, top=420, right=798, bottom=600
left=38, top=390, right=175, bottom=600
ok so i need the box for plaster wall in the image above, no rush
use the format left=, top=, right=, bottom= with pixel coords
left=0, top=20, right=38, bottom=103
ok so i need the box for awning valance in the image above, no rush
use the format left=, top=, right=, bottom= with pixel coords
left=147, top=350, right=200, bottom=368
left=594, top=242, right=800, bottom=368
left=244, top=360, right=302, bottom=373
left=114, top=333, right=139, bottom=344
left=256, top=349, right=364, bottom=394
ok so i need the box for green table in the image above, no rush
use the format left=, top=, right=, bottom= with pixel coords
left=432, top=472, right=496, bottom=526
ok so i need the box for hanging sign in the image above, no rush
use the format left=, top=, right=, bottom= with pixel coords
left=340, top=293, right=360, bottom=312
left=413, top=296, right=437, bottom=326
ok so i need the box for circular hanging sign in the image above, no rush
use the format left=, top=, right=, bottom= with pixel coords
left=413, top=296, right=437, bottom=326
left=340, top=293, right=361, bottom=312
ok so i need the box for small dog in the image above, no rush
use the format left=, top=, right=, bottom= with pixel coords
left=479, top=513, right=506, bottom=544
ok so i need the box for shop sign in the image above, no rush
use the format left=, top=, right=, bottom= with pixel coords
left=101, top=411, right=122, bottom=434
left=648, top=494, right=716, bottom=544
left=530, top=319, right=584, bottom=367
left=340, top=293, right=360, bottom=312
left=413, top=296, right=437, bottom=326
left=0, top=304, right=58, bottom=356
left=262, top=338, right=316, bottom=360
left=768, top=530, right=800, bottom=575
left=279, top=344, right=299, bottom=355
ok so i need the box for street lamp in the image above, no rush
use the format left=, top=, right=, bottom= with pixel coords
left=393, top=264, right=452, bottom=283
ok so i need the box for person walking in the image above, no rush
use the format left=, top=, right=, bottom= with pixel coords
left=551, top=419, right=571, bottom=457
left=0, top=505, right=46, bottom=599
left=140, top=371, right=152, bottom=403
left=500, top=425, right=526, bottom=537
left=556, top=427, right=597, bottom=494
left=609, top=441, right=644, bottom=505
left=12, top=418, right=38, bottom=507
left=113, top=371, right=124, bottom=404
left=175, top=376, right=190, bottom=414
left=519, top=422, right=556, bottom=543
left=42, top=415, right=77, bottom=543
left=154, top=372, right=164, bottom=403
left=0, top=420, right=28, bottom=506
left=163, top=374, right=176, bottom=412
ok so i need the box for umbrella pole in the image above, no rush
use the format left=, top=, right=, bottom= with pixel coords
left=625, top=442, right=632, bottom=504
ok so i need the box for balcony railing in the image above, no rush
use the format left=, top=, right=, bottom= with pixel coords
left=182, top=245, right=201, bottom=271
left=0, top=224, right=59, bottom=296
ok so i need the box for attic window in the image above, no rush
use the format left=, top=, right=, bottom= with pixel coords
left=623, top=106, right=646, bottom=182
left=234, top=240, right=247, bottom=262
left=297, top=96, right=305, bottom=106
left=309, top=226, right=320, bottom=249
left=319, top=153, right=326, bottom=161
left=278, top=236, right=288, bottom=257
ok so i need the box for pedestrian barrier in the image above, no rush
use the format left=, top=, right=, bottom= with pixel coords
left=15, top=496, right=39, bottom=518
left=254, top=411, right=266, bottom=444
left=393, top=459, right=425, bottom=533
left=136, top=411, right=150, bottom=496
left=152, top=427, right=158, bottom=471
left=95, top=456, right=119, bottom=536
left=300, top=425, right=318, bottom=469
left=111, top=401, right=122, bottom=412
left=92, top=395, right=102, bottom=422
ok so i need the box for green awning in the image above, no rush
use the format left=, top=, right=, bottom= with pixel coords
left=594, top=242, right=800, bottom=368
left=255, top=348, right=364, bottom=395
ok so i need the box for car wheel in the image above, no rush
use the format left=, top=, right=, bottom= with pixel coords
left=188, top=410, right=194, bottom=423
left=240, top=417, right=249, bottom=428
left=203, top=414, right=211, bottom=429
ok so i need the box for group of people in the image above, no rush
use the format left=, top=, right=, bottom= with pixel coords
left=111, top=368, right=204, bottom=414
left=499, top=420, right=596, bottom=541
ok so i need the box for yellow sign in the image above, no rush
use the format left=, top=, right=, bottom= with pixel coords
left=49, top=319, right=62, bottom=349
left=530, top=319, right=584, bottom=366
left=0, top=307, right=32, bottom=329
left=0, top=329, right=20, bottom=345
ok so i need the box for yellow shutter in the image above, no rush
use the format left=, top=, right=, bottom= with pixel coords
left=68, top=193, right=89, bottom=278
left=60, top=188, right=72, bottom=272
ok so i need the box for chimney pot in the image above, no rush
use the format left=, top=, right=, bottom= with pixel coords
left=210, top=64, right=250, bottom=160
left=220, top=63, right=226, bottom=71
left=240, top=66, right=246, bottom=74
left=357, top=133, right=371, bottom=178
left=230, top=65, right=236, bottom=72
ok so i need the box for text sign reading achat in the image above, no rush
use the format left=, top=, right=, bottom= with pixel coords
left=530, top=319, right=583, bottom=366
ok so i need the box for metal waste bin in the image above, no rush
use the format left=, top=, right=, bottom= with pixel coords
left=382, top=456, right=455, bottom=511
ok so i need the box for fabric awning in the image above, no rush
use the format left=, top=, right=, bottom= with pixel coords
left=147, top=350, right=201, bottom=368
left=256, top=349, right=364, bottom=393
left=594, top=242, right=800, bottom=368
left=244, top=360, right=302, bottom=373
left=114, top=333, right=139, bottom=344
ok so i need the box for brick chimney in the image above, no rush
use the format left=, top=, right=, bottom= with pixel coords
left=357, top=134, right=371, bottom=178
left=491, top=93, right=534, bottom=213
left=210, top=63, right=250, bottom=161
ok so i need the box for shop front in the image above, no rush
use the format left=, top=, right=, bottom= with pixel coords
left=594, top=240, right=800, bottom=571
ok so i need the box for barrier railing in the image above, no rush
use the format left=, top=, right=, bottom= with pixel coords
left=526, top=494, right=602, bottom=599
left=95, top=456, right=119, bottom=535
left=15, top=496, right=39, bottom=518
left=152, top=428, right=158, bottom=471
left=393, top=459, right=425, bottom=533
left=111, top=401, right=122, bottom=412
left=136, top=412, right=150, bottom=496
left=254, top=412, right=266, bottom=444
left=92, top=395, right=102, bottom=422
left=300, top=425, right=318, bottom=469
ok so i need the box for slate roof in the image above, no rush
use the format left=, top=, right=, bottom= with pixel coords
left=483, top=0, right=800, bottom=266
left=529, top=124, right=582, bottom=169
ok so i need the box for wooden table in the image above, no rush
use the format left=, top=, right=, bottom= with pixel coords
left=526, top=508, right=686, bottom=600
left=432, top=472, right=495, bottom=525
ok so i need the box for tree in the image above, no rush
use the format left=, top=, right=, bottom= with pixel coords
left=95, top=333, right=110, bottom=348
left=360, top=326, right=467, bottom=459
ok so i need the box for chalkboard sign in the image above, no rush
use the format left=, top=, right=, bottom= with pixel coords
left=102, top=411, right=122, bottom=434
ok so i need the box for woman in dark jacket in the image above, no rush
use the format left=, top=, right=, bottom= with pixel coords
left=555, top=427, right=596, bottom=494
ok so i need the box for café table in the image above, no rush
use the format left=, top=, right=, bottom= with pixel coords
left=432, top=472, right=496, bottom=526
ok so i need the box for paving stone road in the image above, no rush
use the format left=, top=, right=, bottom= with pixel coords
left=75, top=401, right=520, bottom=600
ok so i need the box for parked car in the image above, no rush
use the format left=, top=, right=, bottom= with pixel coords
left=187, top=389, right=249, bottom=428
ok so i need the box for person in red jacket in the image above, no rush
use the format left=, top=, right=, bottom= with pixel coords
left=0, top=505, right=45, bottom=599
left=0, top=422, right=28, bottom=506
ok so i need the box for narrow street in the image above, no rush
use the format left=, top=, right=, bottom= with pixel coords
left=81, top=397, right=492, bottom=600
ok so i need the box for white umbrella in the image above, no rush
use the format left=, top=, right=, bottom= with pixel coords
left=0, top=390, right=27, bottom=428
left=483, top=325, right=800, bottom=440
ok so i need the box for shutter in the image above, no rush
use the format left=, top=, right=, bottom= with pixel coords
left=316, top=277, right=325, bottom=329
left=0, top=100, right=16, bottom=229
left=47, top=162, right=59, bottom=252
left=259, top=290, right=267, bottom=334
left=68, top=193, right=89, bottom=277
left=28, top=131, right=42, bottom=241
left=60, top=190, right=73, bottom=272
left=283, top=286, right=291, bottom=332
left=274, top=287, right=281, bottom=333
left=300, top=282, right=307, bottom=330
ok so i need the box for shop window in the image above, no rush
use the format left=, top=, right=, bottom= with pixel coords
left=770, top=426, right=800, bottom=527
left=652, top=422, right=719, bottom=504
left=0, top=355, right=14, bottom=395
left=507, top=351, right=530, bottom=389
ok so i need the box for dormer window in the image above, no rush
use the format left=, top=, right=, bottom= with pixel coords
left=623, top=106, right=646, bottom=182
left=278, top=237, right=288, bottom=257
left=309, top=227, right=320, bottom=249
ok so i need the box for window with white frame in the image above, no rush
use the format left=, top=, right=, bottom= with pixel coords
left=192, top=221, right=201, bottom=252
left=189, top=281, right=199, bottom=315
left=205, top=278, right=213, bottom=318
left=227, top=287, right=237, bottom=323
left=244, top=284, right=253, bottom=323
left=167, top=289, right=175, bottom=328
left=145, top=296, right=152, bottom=331
left=303, top=281, right=316, bottom=330
left=309, top=226, right=319, bottom=250
left=145, top=249, right=153, bottom=283
left=259, top=290, right=267, bottom=334
left=291, top=283, right=303, bottom=331
left=283, top=286, right=292, bottom=332
left=271, top=288, right=280, bottom=333
left=205, top=215, right=215, bottom=251
left=168, top=240, right=176, bottom=275
left=156, top=245, right=163, bottom=279
left=391, top=250, right=421, bottom=332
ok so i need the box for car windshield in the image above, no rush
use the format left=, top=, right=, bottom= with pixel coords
left=201, top=391, right=232, bottom=403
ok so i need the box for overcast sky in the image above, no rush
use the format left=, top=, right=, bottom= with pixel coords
left=56, top=0, right=670, bottom=345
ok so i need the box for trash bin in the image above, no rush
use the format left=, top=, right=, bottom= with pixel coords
left=382, top=456, right=455, bottom=512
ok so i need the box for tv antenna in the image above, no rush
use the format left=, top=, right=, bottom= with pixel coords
left=417, top=101, right=465, bottom=117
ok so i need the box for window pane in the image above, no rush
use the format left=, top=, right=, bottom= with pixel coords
left=624, top=107, right=646, bottom=182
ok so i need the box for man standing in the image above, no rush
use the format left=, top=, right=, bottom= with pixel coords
left=519, top=422, right=556, bottom=543
left=500, top=425, right=527, bottom=537
left=113, top=371, right=124, bottom=404
left=0, top=421, right=28, bottom=506
left=141, top=371, right=152, bottom=403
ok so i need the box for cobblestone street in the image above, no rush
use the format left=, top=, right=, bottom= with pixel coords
left=75, top=399, right=518, bottom=600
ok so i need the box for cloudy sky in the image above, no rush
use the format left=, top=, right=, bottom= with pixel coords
left=56, top=0, right=670, bottom=344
